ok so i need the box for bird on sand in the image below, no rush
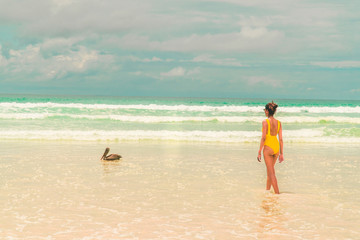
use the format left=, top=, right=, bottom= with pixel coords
left=100, top=147, right=122, bottom=160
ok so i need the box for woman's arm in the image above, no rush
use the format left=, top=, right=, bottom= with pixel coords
left=258, top=120, right=267, bottom=162
left=278, top=121, right=284, bottom=163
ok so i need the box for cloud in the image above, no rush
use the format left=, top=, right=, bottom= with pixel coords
left=51, top=0, right=76, bottom=12
left=0, top=41, right=115, bottom=81
left=310, top=61, right=360, bottom=68
left=123, top=54, right=244, bottom=74
left=0, top=0, right=344, bottom=56
left=186, top=67, right=201, bottom=76
left=127, top=56, right=173, bottom=62
left=233, top=3, right=342, bottom=53
left=190, top=54, right=245, bottom=67
left=156, top=67, right=201, bottom=79
left=237, top=15, right=272, bottom=30
left=0, top=46, right=8, bottom=67
left=41, top=37, right=83, bottom=51
left=204, top=0, right=291, bottom=8
left=115, top=27, right=284, bottom=53
left=246, top=76, right=283, bottom=88
left=350, top=88, right=360, bottom=93
left=0, top=0, right=203, bottom=37
left=161, top=67, right=186, bottom=77
left=0, top=0, right=156, bottom=36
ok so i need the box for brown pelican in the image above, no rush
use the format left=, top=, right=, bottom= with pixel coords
left=100, top=147, right=122, bottom=160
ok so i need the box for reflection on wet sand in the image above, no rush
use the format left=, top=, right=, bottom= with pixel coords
left=101, top=158, right=122, bottom=175
left=257, top=192, right=289, bottom=239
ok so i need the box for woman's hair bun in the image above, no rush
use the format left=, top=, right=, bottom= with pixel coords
left=271, top=101, right=278, bottom=110
left=265, top=101, right=278, bottom=116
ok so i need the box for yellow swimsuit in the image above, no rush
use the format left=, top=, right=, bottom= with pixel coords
left=264, top=119, right=280, bottom=154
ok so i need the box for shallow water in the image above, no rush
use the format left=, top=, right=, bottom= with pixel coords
left=0, top=141, right=359, bottom=239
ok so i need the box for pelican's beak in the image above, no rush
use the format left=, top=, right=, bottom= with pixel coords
left=100, top=148, right=110, bottom=160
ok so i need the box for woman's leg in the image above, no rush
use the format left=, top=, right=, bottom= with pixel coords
left=264, top=146, right=274, bottom=190
left=264, top=147, right=280, bottom=194
left=267, top=152, right=280, bottom=190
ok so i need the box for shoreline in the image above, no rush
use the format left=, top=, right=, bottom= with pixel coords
left=2, top=138, right=360, bottom=145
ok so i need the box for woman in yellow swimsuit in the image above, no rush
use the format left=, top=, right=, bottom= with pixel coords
left=257, top=101, right=284, bottom=194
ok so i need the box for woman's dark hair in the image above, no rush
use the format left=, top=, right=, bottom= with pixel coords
left=265, top=101, right=278, bottom=116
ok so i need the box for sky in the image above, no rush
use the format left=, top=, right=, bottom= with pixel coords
left=0, top=0, right=359, bottom=100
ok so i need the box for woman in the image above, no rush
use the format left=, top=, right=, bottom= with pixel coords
left=257, top=101, right=284, bottom=194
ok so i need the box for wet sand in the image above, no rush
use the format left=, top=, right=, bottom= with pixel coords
left=0, top=141, right=359, bottom=239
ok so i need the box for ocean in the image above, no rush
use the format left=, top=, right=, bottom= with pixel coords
left=0, top=94, right=359, bottom=143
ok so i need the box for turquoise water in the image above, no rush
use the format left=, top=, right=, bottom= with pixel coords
left=0, top=94, right=359, bottom=143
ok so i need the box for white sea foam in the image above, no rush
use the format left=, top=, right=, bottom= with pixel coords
left=0, top=113, right=51, bottom=120
left=0, top=113, right=360, bottom=124
left=0, top=129, right=258, bottom=142
left=0, top=129, right=358, bottom=143
left=1, top=102, right=359, bottom=113
left=284, top=106, right=360, bottom=114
